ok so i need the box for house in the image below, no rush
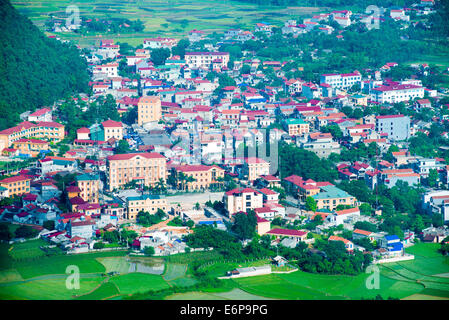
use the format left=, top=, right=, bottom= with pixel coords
left=243, top=157, right=270, bottom=182
left=328, top=236, right=354, bottom=252
left=379, top=235, right=403, bottom=257
left=353, top=229, right=375, bottom=242
left=312, top=185, right=357, bottom=211
left=328, top=207, right=360, bottom=225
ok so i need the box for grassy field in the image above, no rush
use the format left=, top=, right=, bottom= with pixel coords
left=110, top=272, right=170, bottom=295
left=11, top=0, right=324, bottom=46
left=8, top=239, right=50, bottom=261
left=0, top=276, right=105, bottom=300
left=0, top=243, right=447, bottom=300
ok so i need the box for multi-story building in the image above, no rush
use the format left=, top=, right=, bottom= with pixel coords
left=126, top=194, right=168, bottom=220
left=320, top=71, right=361, bottom=90
left=0, top=175, right=31, bottom=197
left=0, top=121, right=64, bottom=152
left=283, top=175, right=333, bottom=201
left=312, top=185, right=356, bottom=211
left=138, top=96, right=162, bottom=125
left=224, top=187, right=264, bottom=216
left=243, top=157, right=270, bottom=182
left=370, top=83, right=424, bottom=104
left=301, top=132, right=341, bottom=158
left=12, top=139, right=49, bottom=157
left=101, top=120, right=124, bottom=141
left=107, top=152, right=167, bottom=190
left=143, top=37, right=178, bottom=49
left=92, top=63, right=118, bottom=79
left=283, top=118, right=310, bottom=137
left=173, top=164, right=225, bottom=191
left=184, top=52, right=230, bottom=69
left=76, top=173, right=100, bottom=203
left=375, top=114, right=410, bottom=141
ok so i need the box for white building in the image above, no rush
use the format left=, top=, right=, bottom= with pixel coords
left=370, top=83, right=424, bottom=104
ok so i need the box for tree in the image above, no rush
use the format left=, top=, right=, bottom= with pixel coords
left=305, top=196, right=317, bottom=212
left=14, top=225, right=38, bottom=238
left=144, top=246, right=155, bottom=256
left=43, top=220, right=55, bottom=231
left=115, top=140, right=131, bottom=154
left=93, top=242, right=105, bottom=249
left=428, top=169, right=439, bottom=188
left=0, top=224, right=13, bottom=241
left=151, top=48, right=171, bottom=66
left=232, top=211, right=257, bottom=240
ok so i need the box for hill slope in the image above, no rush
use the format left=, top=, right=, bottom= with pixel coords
left=0, top=0, right=89, bottom=130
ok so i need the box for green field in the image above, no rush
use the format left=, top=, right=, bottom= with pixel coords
left=110, top=272, right=170, bottom=295
left=11, top=0, right=324, bottom=46
left=0, top=243, right=447, bottom=300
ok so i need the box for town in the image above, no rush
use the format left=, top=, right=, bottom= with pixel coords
left=0, top=0, right=448, bottom=301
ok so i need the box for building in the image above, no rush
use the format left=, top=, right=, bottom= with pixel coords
left=76, top=174, right=100, bottom=203
left=173, top=164, right=225, bottom=191
left=283, top=118, right=310, bottom=137
left=224, top=188, right=264, bottom=216
left=0, top=121, right=65, bottom=152
left=256, top=216, right=271, bottom=236
left=266, top=228, right=308, bottom=241
left=184, top=52, right=230, bottom=69
left=0, top=175, right=31, bottom=197
left=370, top=84, right=424, bottom=104
left=138, top=96, right=162, bottom=125
left=107, top=152, right=167, bottom=190
left=320, top=71, right=361, bottom=90
left=312, top=185, right=357, bottom=211
left=126, top=194, right=168, bottom=220
left=243, top=157, right=270, bottom=182
left=27, top=108, right=52, bottom=122
left=375, top=114, right=410, bottom=141
left=328, top=236, right=354, bottom=252
left=12, top=139, right=49, bottom=157
left=69, top=220, right=96, bottom=239
left=101, top=120, right=124, bottom=141
left=143, top=37, right=178, bottom=49
left=283, top=175, right=333, bottom=201
left=302, top=132, right=341, bottom=158
left=328, top=207, right=360, bottom=225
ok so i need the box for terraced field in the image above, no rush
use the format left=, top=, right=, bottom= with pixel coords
left=12, top=0, right=324, bottom=46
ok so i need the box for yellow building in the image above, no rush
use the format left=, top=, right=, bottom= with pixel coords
left=312, top=185, right=356, bottom=211
left=12, top=139, right=49, bottom=157
left=0, top=121, right=64, bottom=152
left=173, top=164, right=225, bottom=191
left=107, top=152, right=167, bottom=191
left=138, top=96, right=162, bottom=125
left=0, top=175, right=31, bottom=197
left=244, top=157, right=270, bottom=182
left=126, top=194, right=168, bottom=220
left=76, top=173, right=100, bottom=203
left=283, top=118, right=310, bottom=137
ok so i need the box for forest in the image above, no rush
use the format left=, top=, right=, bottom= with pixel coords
left=0, top=0, right=89, bottom=130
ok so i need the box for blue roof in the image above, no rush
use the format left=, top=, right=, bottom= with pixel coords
left=388, top=242, right=403, bottom=251
left=385, top=235, right=400, bottom=241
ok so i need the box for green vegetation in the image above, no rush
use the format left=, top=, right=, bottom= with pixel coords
left=0, top=0, right=89, bottom=130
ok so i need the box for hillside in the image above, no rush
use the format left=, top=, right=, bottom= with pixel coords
left=0, top=0, right=89, bottom=130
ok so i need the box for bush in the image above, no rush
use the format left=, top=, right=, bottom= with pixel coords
left=93, top=242, right=105, bottom=249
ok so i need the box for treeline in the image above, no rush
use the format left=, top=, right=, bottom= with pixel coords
left=0, top=0, right=89, bottom=130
